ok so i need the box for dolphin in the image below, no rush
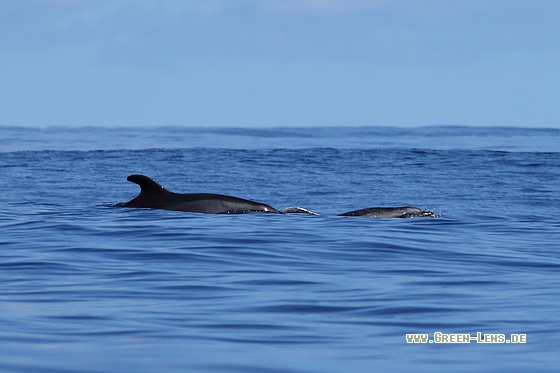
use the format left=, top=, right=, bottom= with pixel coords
left=116, top=174, right=319, bottom=215
left=338, top=206, right=435, bottom=218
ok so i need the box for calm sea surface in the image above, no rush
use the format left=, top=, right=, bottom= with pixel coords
left=1, top=126, right=559, bottom=372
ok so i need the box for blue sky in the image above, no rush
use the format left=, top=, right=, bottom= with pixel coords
left=1, top=0, right=559, bottom=128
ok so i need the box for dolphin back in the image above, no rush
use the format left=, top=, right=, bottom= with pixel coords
left=338, top=206, right=435, bottom=218
left=118, top=174, right=280, bottom=213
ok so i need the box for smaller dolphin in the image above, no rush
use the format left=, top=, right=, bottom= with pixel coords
left=116, top=174, right=318, bottom=215
left=338, top=206, right=435, bottom=218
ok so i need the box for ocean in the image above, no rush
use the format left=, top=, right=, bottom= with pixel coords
left=0, top=126, right=559, bottom=372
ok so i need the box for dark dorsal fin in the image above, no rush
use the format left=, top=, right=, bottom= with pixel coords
left=127, top=174, right=170, bottom=195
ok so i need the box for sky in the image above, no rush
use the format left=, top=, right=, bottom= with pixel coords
left=1, top=0, right=559, bottom=128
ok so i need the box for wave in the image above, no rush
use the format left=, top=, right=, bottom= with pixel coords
left=1, top=125, right=559, bottom=152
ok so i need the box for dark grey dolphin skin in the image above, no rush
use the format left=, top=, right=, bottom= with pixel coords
left=116, top=174, right=282, bottom=214
left=338, top=206, right=435, bottom=218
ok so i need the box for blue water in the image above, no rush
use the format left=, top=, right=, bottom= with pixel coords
left=1, top=126, right=559, bottom=372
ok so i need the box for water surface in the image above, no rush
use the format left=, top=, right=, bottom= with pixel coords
left=1, top=126, right=559, bottom=372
